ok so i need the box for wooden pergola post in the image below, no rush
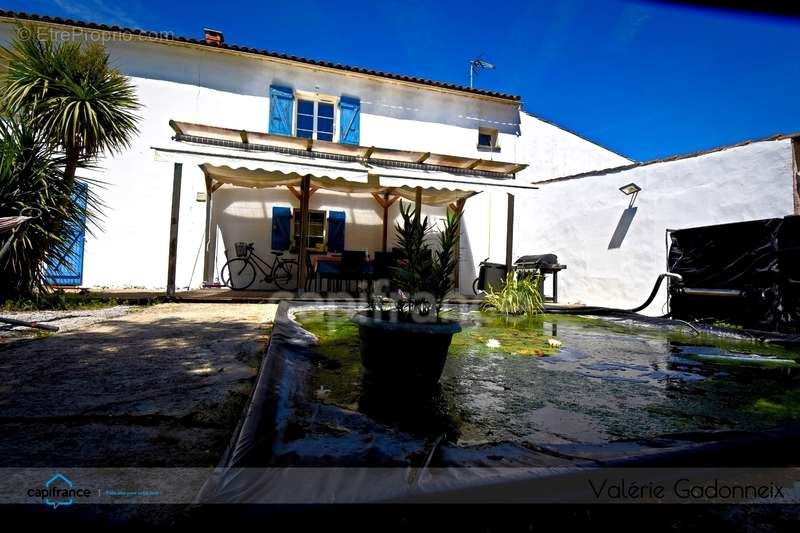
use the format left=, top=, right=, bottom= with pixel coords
left=381, top=192, right=390, bottom=252
left=166, top=163, right=182, bottom=297
left=372, top=192, right=400, bottom=252
left=505, top=192, right=515, bottom=276
left=202, top=175, right=214, bottom=285
left=414, top=186, right=422, bottom=225
left=449, top=198, right=466, bottom=290
left=297, top=174, right=311, bottom=293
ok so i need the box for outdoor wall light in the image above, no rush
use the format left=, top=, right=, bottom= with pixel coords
left=619, top=183, right=641, bottom=208
left=619, top=182, right=642, bottom=195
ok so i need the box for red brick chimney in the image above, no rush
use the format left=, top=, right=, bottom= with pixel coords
left=203, top=28, right=224, bottom=46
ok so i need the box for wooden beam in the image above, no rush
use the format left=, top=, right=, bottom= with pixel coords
left=288, top=184, right=318, bottom=201
left=371, top=192, right=387, bottom=209
left=239, top=131, right=249, bottom=144
left=505, top=192, right=515, bottom=276
left=166, top=163, right=182, bottom=297
left=363, top=146, right=375, bottom=159
left=203, top=175, right=214, bottom=284
left=306, top=138, right=313, bottom=151
left=381, top=192, right=398, bottom=252
left=372, top=192, right=400, bottom=210
left=297, top=175, right=311, bottom=293
left=467, top=159, right=482, bottom=170
left=416, top=152, right=431, bottom=164
left=414, top=186, right=422, bottom=225
left=287, top=185, right=302, bottom=200
left=448, top=199, right=466, bottom=214
left=210, top=181, right=224, bottom=193
left=452, top=197, right=465, bottom=290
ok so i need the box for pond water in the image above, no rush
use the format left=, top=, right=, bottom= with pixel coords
left=294, top=308, right=800, bottom=445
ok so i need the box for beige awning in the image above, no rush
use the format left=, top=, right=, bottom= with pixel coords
left=153, top=119, right=537, bottom=206
left=199, top=163, right=482, bottom=206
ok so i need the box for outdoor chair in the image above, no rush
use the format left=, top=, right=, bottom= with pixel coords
left=304, top=252, right=315, bottom=291
left=337, top=250, right=367, bottom=293
left=371, top=251, right=397, bottom=294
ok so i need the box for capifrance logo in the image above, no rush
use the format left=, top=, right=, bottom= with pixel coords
left=27, top=472, right=93, bottom=509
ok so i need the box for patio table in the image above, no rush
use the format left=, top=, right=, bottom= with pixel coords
left=314, top=258, right=374, bottom=293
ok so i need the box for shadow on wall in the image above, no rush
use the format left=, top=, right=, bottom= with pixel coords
left=212, top=189, right=274, bottom=289
left=608, top=207, right=638, bottom=249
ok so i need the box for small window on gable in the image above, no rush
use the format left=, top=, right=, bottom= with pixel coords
left=477, top=128, right=500, bottom=152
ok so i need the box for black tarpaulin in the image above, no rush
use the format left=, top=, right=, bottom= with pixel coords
left=668, top=215, right=800, bottom=333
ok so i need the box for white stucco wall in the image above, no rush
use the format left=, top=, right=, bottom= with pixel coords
left=0, top=20, right=628, bottom=291
left=514, top=139, right=797, bottom=314
left=515, top=112, right=631, bottom=182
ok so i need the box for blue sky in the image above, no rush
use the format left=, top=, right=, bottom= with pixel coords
left=5, top=0, right=800, bottom=161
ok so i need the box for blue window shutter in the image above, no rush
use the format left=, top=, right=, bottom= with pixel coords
left=271, top=206, right=292, bottom=250
left=338, top=96, right=360, bottom=145
left=327, top=211, right=346, bottom=252
left=269, top=85, right=294, bottom=136
left=45, top=182, right=87, bottom=286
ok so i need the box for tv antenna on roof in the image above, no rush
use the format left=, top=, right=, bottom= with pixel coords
left=469, top=57, right=495, bottom=88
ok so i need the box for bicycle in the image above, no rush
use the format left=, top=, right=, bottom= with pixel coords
left=220, top=242, right=298, bottom=290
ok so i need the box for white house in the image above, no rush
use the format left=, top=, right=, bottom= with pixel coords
left=0, top=10, right=628, bottom=295
left=2, top=11, right=795, bottom=310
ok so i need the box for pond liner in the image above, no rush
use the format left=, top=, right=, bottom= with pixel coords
left=197, top=301, right=800, bottom=505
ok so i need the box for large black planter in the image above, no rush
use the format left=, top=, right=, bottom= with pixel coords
left=353, top=311, right=462, bottom=388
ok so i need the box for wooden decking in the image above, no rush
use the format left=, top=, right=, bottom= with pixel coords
left=80, top=287, right=586, bottom=310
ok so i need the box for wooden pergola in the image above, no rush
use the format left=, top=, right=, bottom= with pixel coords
left=156, top=121, right=537, bottom=295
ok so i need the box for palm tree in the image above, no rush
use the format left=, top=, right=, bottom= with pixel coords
left=1, top=25, right=140, bottom=190
left=0, top=117, right=103, bottom=297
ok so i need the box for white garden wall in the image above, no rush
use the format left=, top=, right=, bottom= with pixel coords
left=514, top=139, right=797, bottom=314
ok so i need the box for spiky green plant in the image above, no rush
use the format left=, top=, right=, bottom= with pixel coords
left=1, top=24, right=140, bottom=189
left=481, top=272, right=544, bottom=317
left=0, top=118, right=103, bottom=298
left=390, top=201, right=462, bottom=319
left=0, top=25, right=139, bottom=299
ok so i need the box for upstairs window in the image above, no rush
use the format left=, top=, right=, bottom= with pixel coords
left=477, top=127, right=500, bottom=152
left=296, top=99, right=335, bottom=141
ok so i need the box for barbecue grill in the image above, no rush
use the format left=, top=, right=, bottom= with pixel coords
left=514, top=254, right=567, bottom=303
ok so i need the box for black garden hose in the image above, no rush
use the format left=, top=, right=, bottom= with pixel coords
left=544, top=273, right=681, bottom=316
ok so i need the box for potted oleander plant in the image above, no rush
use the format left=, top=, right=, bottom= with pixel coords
left=354, top=202, right=462, bottom=387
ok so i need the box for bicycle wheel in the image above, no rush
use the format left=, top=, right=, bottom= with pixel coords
left=221, top=258, right=256, bottom=290
left=472, top=277, right=481, bottom=295
left=273, top=260, right=297, bottom=291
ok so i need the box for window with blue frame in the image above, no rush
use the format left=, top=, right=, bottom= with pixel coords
left=269, top=86, right=360, bottom=144
left=296, top=99, right=335, bottom=141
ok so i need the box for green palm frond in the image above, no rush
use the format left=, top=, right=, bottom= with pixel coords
left=2, top=24, right=140, bottom=158
left=0, top=24, right=139, bottom=299
left=0, top=117, right=104, bottom=297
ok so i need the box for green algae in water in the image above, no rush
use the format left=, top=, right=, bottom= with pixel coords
left=448, top=311, right=560, bottom=357
left=294, top=308, right=800, bottom=445
left=293, top=309, right=363, bottom=409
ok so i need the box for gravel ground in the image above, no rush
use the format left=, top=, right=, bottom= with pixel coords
left=1, top=302, right=277, bottom=526
left=0, top=303, right=277, bottom=466
left=0, top=305, right=136, bottom=338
